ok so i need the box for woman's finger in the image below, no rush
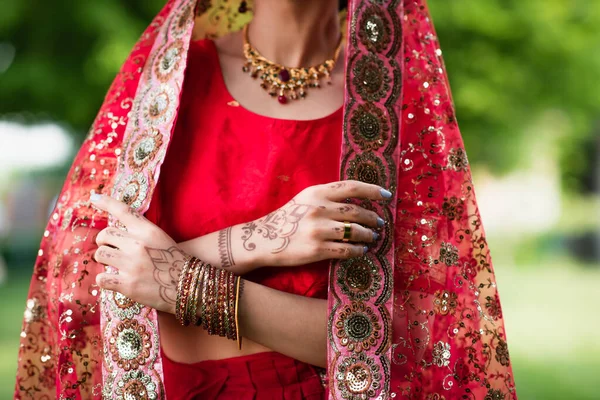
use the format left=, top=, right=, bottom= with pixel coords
left=96, top=273, right=124, bottom=291
left=90, top=193, right=147, bottom=229
left=326, top=202, right=383, bottom=229
left=94, top=245, right=124, bottom=266
left=322, top=221, right=378, bottom=243
left=96, top=227, right=136, bottom=248
left=322, top=243, right=368, bottom=259
left=324, top=180, right=392, bottom=202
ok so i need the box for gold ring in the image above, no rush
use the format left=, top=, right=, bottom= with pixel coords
left=342, top=221, right=352, bottom=242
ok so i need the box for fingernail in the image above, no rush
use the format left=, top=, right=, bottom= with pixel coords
left=363, top=246, right=369, bottom=254
left=380, top=188, right=392, bottom=199
left=377, top=217, right=385, bottom=227
left=90, top=193, right=102, bottom=202
left=373, top=231, right=379, bottom=241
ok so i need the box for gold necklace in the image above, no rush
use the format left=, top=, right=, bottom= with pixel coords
left=242, top=25, right=343, bottom=104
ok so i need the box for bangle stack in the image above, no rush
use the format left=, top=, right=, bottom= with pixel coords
left=175, top=256, right=242, bottom=345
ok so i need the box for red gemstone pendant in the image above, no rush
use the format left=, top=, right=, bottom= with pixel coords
left=277, top=95, right=288, bottom=104
left=278, top=69, right=290, bottom=82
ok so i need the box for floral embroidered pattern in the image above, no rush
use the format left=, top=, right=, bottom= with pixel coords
left=127, top=128, right=164, bottom=171
left=352, top=55, right=391, bottom=102
left=336, top=301, right=381, bottom=353
left=439, top=242, right=459, bottom=266
left=432, top=341, right=451, bottom=367
left=441, top=196, right=464, bottom=221
left=154, top=40, right=184, bottom=82
left=337, top=256, right=382, bottom=301
left=346, top=152, right=388, bottom=187
left=359, top=6, right=391, bottom=53
left=337, top=352, right=381, bottom=399
left=495, top=339, right=511, bottom=367
left=114, top=370, right=159, bottom=400
left=109, top=319, right=151, bottom=371
left=349, top=103, right=390, bottom=151
left=139, top=85, right=177, bottom=128
left=447, top=147, right=469, bottom=171
left=433, top=290, right=458, bottom=315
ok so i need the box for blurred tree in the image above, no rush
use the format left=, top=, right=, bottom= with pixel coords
left=430, top=0, right=600, bottom=190
left=1, top=0, right=599, bottom=190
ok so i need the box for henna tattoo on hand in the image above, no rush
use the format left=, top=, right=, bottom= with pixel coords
left=102, top=277, right=121, bottom=286
left=107, top=229, right=126, bottom=238
left=218, top=227, right=235, bottom=268
left=145, top=246, right=187, bottom=306
left=127, top=207, right=142, bottom=220
left=330, top=182, right=346, bottom=189
left=338, top=205, right=353, bottom=214
left=241, top=200, right=311, bottom=254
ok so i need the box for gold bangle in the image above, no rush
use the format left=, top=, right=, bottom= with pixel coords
left=235, top=276, right=242, bottom=350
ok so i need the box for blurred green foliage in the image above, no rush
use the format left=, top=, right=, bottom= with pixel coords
left=1, top=0, right=599, bottom=189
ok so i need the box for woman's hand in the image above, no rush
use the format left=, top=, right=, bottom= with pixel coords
left=90, top=194, right=184, bottom=315
left=236, top=180, right=390, bottom=268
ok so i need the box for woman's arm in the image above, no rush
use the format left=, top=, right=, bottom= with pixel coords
left=238, top=280, right=328, bottom=367
left=178, top=181, right=389, bottom=274
left=91, top=181, right=390, bottom=366
left=177, top=227, right=261, bottom=275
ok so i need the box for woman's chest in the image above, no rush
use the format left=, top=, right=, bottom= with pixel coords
left=154, top=109, right=343, bottom=240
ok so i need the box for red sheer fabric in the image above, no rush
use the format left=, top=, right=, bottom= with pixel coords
left=15, top=1, right=517, bottom=398
left=145, top=39, right=342, bottom=299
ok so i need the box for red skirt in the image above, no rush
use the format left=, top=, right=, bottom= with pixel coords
left=162, top=349, right=326, bottom=399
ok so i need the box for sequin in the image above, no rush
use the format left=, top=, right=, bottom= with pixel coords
left=169, top=2, right=194, bottom=39
left=439, top=242, right=459, bottom=266
left=433, top=290, right=458, bottom=315
left=109, top=320, right=151, bottom=371
left=337, top=352, right=381, bottom=399
left=127, top=128, right=164, bottom=171
left=349, top=103, right=390, bottom=151
left=352, top=55, right=391, bottom=102
left=337, top=256, right=382, bottom=301
left=346, top=153, right=388, bottom=188
left=114, top=370, right=159, bottom=400
left=153, top=41, right=184, bottom=82
left=431, top=341, right=451, bottom=367
left=447, top=147, right=469, bottom=171
left=24, top=298, right=44, bottom=323
left=336, top=302, right=381, bottom=353
left=60, top=207, right=73, bottom=231
left=106, top=290, right=143, bottom=320
left=359, top=6, right=391, bottom=53
left=116, top=172, right=150, bottom=210
left=139, top=85, right=177, bottom=128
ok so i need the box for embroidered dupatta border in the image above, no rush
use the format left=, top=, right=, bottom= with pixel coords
left=327, top=0, right=402, bottom=398
left=100, top=0, right=197, bottom=398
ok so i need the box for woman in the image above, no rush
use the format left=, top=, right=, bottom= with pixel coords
left=15, top=0, right=517, bottom=399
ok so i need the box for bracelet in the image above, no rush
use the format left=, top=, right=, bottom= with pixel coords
left=175, top=256, right=242, bottom=345
left=235, top=276, right=242, bottom=350
left=175, top=255, right=193, bottom=325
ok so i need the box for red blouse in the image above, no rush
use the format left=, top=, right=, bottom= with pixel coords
left=145, top=39, right=343, bottom=299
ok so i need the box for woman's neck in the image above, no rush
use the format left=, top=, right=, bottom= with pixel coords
left=248, top=0, right=340, bottom=67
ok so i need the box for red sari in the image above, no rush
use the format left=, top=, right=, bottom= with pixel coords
left=15, top=1, right=518, bottom=399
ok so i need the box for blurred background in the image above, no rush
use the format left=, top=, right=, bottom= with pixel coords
left=1, top=0, right=599, bottom=398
